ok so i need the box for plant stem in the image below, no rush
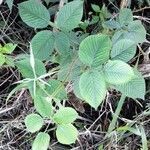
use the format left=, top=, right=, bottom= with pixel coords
left=49, top=21, right=59, bottom=30
left=140, top=125, right=148, bottom=150
left=107, top=94, right=126, bottom=133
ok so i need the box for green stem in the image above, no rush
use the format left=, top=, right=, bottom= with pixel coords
left=140, top=125, right=148, bottom=150
left=49, top=21, right=59, bottom=30
left=108, top=94, right=126, bottom=133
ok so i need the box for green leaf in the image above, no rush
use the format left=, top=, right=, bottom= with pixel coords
left=0, top=21, right=5, bottom=28
left=90, top=16, right=99, bottom=25
left=91, top=4, right=101, bottom=12
left=79, top=34, right=112, bottom=67
left=117, top=125, right=141, bottom=136
left=54, top=52, right=72, bottom=65
left=1, top=43, right=17, bottom=54
left=79, top=70, right=106, bottom=109
left=25, top=113, right=44, bottom=133
left=34, top=97, right=53, bottom=118
left=119, top=8, right=133, bottom=26
left=53, top=107, right=78, bottom=124
left=104, top=20, right=121, bottom=29
left=55, top=52, right=72, bottom=64
left=113, top=21, right=146, bottom=44
left=34, top=93, right=53, bottom=118
left=56, top=0, right=83, bottom=31
left=16, top=58, right=46, bottom=78
left=6, top=0, right=13, bottom=11
left=0, top=53, right=5, bottom=66
left=56, top=124, right=78, bottom=145
left=31, top=30, right=54, bottom=60
left=45, top=79, right=67, bottom=101
left=73, top=79, right=83, bottom=99
left=115, top=69, right=145, bottom=99
left=104, top=60, right=134, bottom=85
left=111, top=39, right=136, bottom=62
left=19, top=0, right=50, bottom=28
left=125, top=20, right=146, bottom=43
left=5, top=56, right=15, bottom=67
left=32, top=132, right=50, bottom=150
left=112, top=30, right=125, bottom=44
left=58, top=60, right=82, bottom=82
left=48, top=5, right=58, bottom=16
left=101, top=4, right=111, bottom=19
left=54, top=32, right=70, bottom=54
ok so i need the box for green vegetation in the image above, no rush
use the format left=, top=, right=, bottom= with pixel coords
left=0, top=0, right=149, bottom=149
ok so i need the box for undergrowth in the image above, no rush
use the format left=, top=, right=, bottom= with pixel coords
left=0, top=0, right=150, bottom=149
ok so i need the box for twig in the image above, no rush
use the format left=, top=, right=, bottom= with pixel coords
left=0, top=106, right=15, bottom=115
left=133, top=7, right=150, bottom=12
left=134, top=15, right=150, bottom=24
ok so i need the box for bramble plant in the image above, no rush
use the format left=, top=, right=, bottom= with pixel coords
left=4, top=0, right=147, bottom=149
left=0, top=43, right=16, bottom=66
